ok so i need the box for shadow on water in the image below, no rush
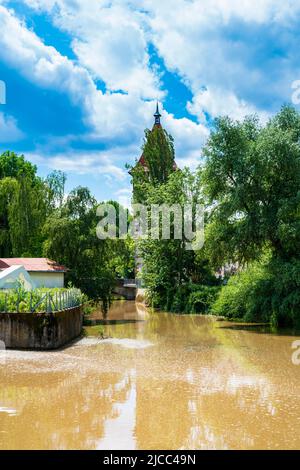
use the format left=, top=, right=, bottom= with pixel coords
left=84, top=319, right=145, bottom=326
left=218, top=322, right=300, bottom=337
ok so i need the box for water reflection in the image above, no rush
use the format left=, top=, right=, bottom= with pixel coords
left=0, top=301, right=300, bottom=449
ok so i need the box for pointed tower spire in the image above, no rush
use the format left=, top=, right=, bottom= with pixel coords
left=154, top=102, right=161, bottom=126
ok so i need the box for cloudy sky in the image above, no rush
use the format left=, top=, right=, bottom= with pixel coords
left=0, top=0, right=299, bottom=205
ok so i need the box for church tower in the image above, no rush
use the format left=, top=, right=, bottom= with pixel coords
left=153, top=102, right=161, bottom=126
left=130, top=103, right=177, bottom=184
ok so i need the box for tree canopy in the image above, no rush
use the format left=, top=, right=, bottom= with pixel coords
left=202, top=105, right=300, bottom=266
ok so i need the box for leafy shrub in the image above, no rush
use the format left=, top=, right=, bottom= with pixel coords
left=0, top=286, right=84, bottom=313
left=185, top=286, right=220, bottom=314
left=167, top=283, right=220, bottom=314
left=212, top=257, right=300, bottom=327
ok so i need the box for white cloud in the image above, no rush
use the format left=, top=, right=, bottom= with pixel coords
left=2, top=0, right=300, bottom=187
left=0, top=112, right=24, bottom=141
left=21, top=0, right=162, bottom=99
left=115, top=187, right=132, bottom=209
left=142, top=0, right=300, bottom=117
left=163, top=110, right=209, bottom=168
left=66, top=4, right=160, bottom=99
left=28, top=149, right=128, bottom=180
left=187, top=87, right=270, bottom=123
left=0, top=4, right=208, bottom=169
left=0, top=5, right=151, bottom=144
left=22, top=0, right=300, bottom=121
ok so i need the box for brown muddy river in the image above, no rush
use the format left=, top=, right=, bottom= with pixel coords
left=1, top=301, right=300, bottom=450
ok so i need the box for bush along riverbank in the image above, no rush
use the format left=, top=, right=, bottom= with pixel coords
left=158, top=255, right=300, bottom=329
left=212, top=257, right=300, bottom=328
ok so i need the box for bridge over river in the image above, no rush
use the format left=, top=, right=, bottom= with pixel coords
left=112, top=278, right=141, bottom=300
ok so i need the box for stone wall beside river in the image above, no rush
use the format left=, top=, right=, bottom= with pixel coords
left=0, top=306, right=83, bottom=350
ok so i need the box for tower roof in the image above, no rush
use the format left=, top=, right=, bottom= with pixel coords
left=153, top=102, right=161, bottom=126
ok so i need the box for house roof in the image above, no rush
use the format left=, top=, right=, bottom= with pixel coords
left=0, top=258, right=67, bottom=273
left=137, top=153, right=178, bottom=171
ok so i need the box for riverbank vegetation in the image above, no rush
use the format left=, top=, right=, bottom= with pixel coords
left=129, top=105, right=300, bottom=327
left=0, top=151, right=134, bottom=308
left=0, top=286, right=83, bottom=313
left=1, top=105, right=300, bottom=326
left=204, top=106, right=300, bottom=327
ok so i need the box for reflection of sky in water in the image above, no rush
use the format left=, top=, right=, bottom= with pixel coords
left=97, top=371, right=136, bottom=450
left=0, top=407, right=18, bottom=416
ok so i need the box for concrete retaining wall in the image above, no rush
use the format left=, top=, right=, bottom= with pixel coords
left=0, top=306, right=83, bottom=350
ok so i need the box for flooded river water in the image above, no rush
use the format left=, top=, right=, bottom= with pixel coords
left=0, top=301, right=300, bottom=449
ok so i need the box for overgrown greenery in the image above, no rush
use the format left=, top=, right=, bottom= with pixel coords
left=2, top=105, right=300, bottom=326
left=129, top=105, right=300, bottom=326
left=129, top=124, right=176, bottom=202
left=0, top=286, right=84, bottom=313
left=204, top=106, right=300, bottom=326
left=212, top=256, right=300, bottom=327
left=128, top=127, right=218, bottom=313
left=0, top=151, right=134, bottom=310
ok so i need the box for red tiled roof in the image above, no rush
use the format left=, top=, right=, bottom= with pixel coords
left=129, top=120, right=179, bottom=174
left=138, top=154, right=147, bottom=168
left=137, top=154, right=178, bottom=171
left=0, top=258, right=67, bottom=272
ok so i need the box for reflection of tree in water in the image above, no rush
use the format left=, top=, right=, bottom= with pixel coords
left=0, top=369, right=133, bottom=450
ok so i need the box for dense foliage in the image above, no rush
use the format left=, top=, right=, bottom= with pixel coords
left=129, top=105, right=300, bottom=325
left=2, top=105, right=300, bottom=325
left=129, top=125, right=176, bottom=203
left=0, top=286, right=84, bottom=313
left=204, top=106, right=300, bottom=326
left=0, top=152, right=49, bottom=256
left=0, top=151, right=134, bottom=309
left=203, top=106, right=300, bottom=265
left=130, top=128, right=218, bottom=312
left=212, top=256, right=300, bottom=327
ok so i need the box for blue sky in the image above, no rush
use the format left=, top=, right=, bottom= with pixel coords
left=0, top=0, right=300, bottom=205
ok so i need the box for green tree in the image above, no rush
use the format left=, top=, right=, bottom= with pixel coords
left=0, top=151, right=37, bottom=180
left=45, top=170, right=66, bottom=208
left=137, top=169, right=214, bottom=309
left=204, top=106, right=300, bottom=326
left=8, top=176, right=48, bottom=256
left=0, top=177, right=18, bottom=256
left=202, top=105, right=300, bottom=266
left=129, top=126, right=176, bottom=203
left=43, top=188, right=134, bottom=309
left=0, top=152, right=49, bottom=256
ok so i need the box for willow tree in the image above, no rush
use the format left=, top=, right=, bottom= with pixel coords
left=202, top=105, right=300, bottom=266
left=0, top=177, right=17, bottom=256
left=0, top=152, right=48, bottom=256
left=203, top=105, right=300, bottom=326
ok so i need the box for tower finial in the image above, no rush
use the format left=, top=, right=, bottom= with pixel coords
left=154, top=102, right=161, bottom=126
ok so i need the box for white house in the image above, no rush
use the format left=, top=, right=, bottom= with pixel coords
left=0, top=258, right=67, bottom=288
left=0, top=265, right=35, bottom=291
